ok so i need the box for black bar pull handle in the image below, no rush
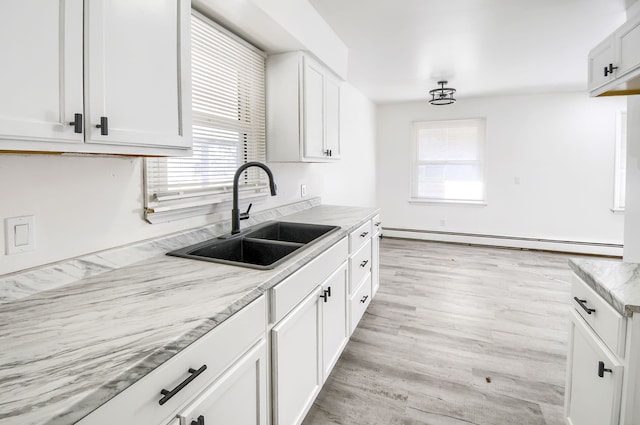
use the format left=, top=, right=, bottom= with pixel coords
left=320, top=292, right=328, bottom=303
left=159, top=365, right=207, bottom=405
left=191, top=415, right=205, bottom=425
left=360, top=295, right=369, bottom=303
left=360, top=260, right=369, bottom=268
left=574, top=297, right=596, bottom=315
left=325, top=286, right=331, bottom=298
left=96, top=116, right=108, bottom=135
left=604, top=63, right=618, bottom=77
left=69, top=113, right=83, bottom=134
left=360, top=231, right=369, bottom=238
left=598, top=361, right=613, bottom=378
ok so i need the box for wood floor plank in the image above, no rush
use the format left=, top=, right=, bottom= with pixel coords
left=302, top=239, right=593, bottom=425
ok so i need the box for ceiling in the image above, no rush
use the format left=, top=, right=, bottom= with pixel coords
left=307, top=0, right=629, bottom=103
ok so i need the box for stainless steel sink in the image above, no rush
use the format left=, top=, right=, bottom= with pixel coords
left=167, top=221, right=340, bottom=269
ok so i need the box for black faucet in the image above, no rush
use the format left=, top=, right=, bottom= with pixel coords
left=231, top=162, right=277, bottom=234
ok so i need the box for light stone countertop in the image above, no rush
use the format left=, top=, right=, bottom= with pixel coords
left=569, top=257, right=640, bottom=317
left=0, top=201, right=379, bottom=425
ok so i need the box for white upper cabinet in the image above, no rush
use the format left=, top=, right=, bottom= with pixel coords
left=589, top=12, right=640, bottom=97
left=588, top=36, right=616, bottom=92
left=616, top=16, right=640, bottom=79
left=0, top=0, right=84, bottom=145
left=267, top=51, right=341, bottom=162
left=0, top=0, right=192, bottom=156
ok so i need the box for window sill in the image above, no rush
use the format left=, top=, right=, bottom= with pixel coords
left=145, top=192, right=268, bottom=224
left=610, top=208, right=625, bottom=213
left=409, top=198, right=487, bottom=206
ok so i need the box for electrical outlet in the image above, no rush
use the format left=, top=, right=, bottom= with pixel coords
left=301, top=184, right=307, bottom=197
left=440, top=219, right=445, bottom=227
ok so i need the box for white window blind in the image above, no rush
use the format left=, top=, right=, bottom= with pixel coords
left=144, top=10, right=266, bottom=222
left=411, top=118, right=486, bottom=203
left=613, top=111, right=627, bottom=210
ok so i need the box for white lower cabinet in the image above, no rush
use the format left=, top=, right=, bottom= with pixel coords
left=371, top=215, right=381, bottom=297
left=564, top=274, right=640, bottom=425
left=321, top=264, right=349, bottom=377
left=76, top=217, right=380, bottom=425
left=177, top=339, right=268, bottom=425
left=77, top=295, right=267, bottom=425
left=566, top=310, right=623, bottom=425
left=270, top=238, right=350, bottom=425
left=272, top=287, right=323, bottom=425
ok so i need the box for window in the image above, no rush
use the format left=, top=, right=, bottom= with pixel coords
left=411, top=118, right=486, bottom=203
left=613, top=111, right=627, bottom=211
left=144, top=10, right=266, bottom=223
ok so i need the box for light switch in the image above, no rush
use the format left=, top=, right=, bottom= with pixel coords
left=5, top=215, right=35, bottom=255
left=14, top=224, right=29, bottom=246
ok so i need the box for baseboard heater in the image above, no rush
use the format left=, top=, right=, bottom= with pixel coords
left=382, top=227, right=623, bottom=257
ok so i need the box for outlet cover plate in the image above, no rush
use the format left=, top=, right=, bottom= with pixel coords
left=5, top=215, right=35, bottom=255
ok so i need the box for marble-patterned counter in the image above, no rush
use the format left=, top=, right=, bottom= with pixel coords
left=0, top=201, right=378, bottom=425
left=569, top=258, right=640, bottom=317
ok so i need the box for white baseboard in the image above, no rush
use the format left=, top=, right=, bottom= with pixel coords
left=382, top=228, right=623, bottom=257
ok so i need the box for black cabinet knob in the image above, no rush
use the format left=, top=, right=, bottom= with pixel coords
left=604, top=63, right=618, bottom=77
left=69, top=113, right=83, bottom=134
left=95, top=116, right=109, bottom=135
left=598, top=361, right=612, bottom=378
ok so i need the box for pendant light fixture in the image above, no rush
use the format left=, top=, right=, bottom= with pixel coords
left=429, top=80, right=456, bottom=105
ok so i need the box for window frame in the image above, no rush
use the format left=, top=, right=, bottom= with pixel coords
left=144, top=10, right=267, bottom=223
left=409, top=118, right=488, bottom=205
left=613, top=110, right=627, bottom=212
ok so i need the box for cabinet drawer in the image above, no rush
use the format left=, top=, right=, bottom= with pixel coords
left=349, top=221, right=372, bottom=253
left=566, top=309, right=623, bottom=425
left=78, top=296, right=267, bottom=424
left=571, top=275, right=626, bottom=356
left=372, top=214, right=381, bottom=235
left=349, top=239, right=372, bottom=293
left=271, top=237, right=348, bottom=324
left=350, top=274, right=372, bottom=334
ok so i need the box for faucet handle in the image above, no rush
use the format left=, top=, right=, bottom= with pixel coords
left=240, top=203, right=252, bottom=220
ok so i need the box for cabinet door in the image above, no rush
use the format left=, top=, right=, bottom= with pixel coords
left=588, top=37, right=616, bottom=92
left=617, top=17, right=640, bottom=79
left=272, top=286, right=322, bottom=425
left=322, top=263, right=348, bottom=379
left=565, top=310, right=623, bottom=425
left=0, top=0, right=83, bottom=144
left=324, top=75, right=340, bottom=159
left=178, top=339, right=268, bottom=425
left=371, top=232, right=380, bottom=297
left=302, top=59, right=326, bottom=160
left=85, top=0, right=191, bottom=149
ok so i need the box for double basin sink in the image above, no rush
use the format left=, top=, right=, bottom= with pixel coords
left=167, top=221, right=340, bottom=269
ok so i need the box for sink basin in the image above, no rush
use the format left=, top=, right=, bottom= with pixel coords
left=167, top=221, right=340, bottom=269
left=243, top=221, right=339, bottom=244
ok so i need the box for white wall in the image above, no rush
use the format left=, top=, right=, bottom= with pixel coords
left=377, top=91, right=626, bottom=252
left=624, top=96, right=640, bottom=261
left=0, top=83, right=376, bottom=276
left=192, top=0, right=348, bottom=79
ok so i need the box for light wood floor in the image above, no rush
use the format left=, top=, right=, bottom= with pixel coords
left=302, top=238, right=591, bottom=425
